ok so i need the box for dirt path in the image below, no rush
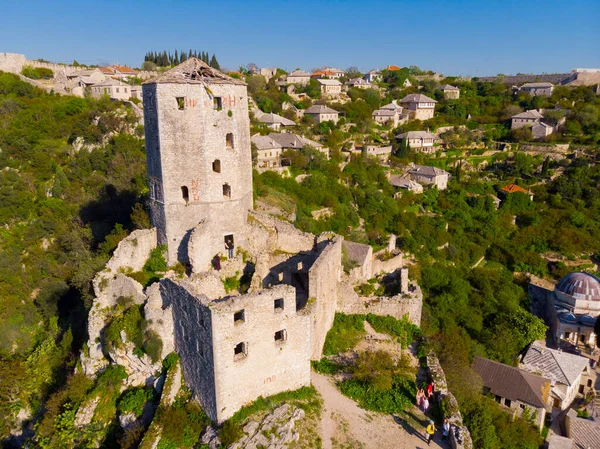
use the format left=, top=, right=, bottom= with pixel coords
left=312, top=372, right=450, bottom=449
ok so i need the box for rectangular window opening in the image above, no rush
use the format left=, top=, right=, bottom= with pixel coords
left=212, top=159, right=221, bottom=173
left=181, top=186, right=189, bottom=203
left=274, top=298, right=284, bottom=311
left=275, top=329, right=287, bottom=343
left=223, top=184, right=231, bottom=199
left=504, top=399, right=511, bottom=407
left=226, top=133, right=234, bottom=149
left=234, top=309, right=245, bottom=324
left=176, top=97, right=185, bottom=110
left=234, top=342, right=247, bottom=359
left=214, top=97, right=222, bottom=111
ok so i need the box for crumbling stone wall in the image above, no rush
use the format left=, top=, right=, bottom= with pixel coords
left=164, top=278, right=311, bottom=423
left=372, top=253, right=404, bottom=276
left=308, top=236, right=343, bottom=359
left=337, top=279, right=422, bottom=326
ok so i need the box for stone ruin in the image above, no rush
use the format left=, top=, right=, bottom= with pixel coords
left=81, top=58, right=424, bottom=424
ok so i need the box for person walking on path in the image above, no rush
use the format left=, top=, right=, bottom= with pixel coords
left=427, top=381, right=434, bottom=398
left=442, top=418, right=450, bottom=441
left=426, top=420, right=436, bottom=445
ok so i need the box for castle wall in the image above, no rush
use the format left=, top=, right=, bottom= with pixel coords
left=161, top=279, right=219, bottom=421
left=210, top=285, right=311, bottom=423
left=0, top=53, right=26, bottom=74
left=308, top=236, right=343, bottom=359
left=143, top=81, right=253, bottom=267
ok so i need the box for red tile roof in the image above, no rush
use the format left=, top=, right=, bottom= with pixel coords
left=311, top=70, right=336, bottom=77
left=99, top=67, right=115, bottom=74
left=111, top=65, right=138, bottom=74
left=387, top=65, right=401, bottom=71
left=502, top=184, right=530, bottom=194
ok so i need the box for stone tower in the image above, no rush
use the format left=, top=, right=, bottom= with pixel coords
left=142, top=58, right=253, bottom=267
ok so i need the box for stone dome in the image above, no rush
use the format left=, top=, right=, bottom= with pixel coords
left=556, top=272, right=600, bottom=302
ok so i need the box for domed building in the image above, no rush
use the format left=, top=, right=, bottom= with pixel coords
left=549, top=272, right=600, bottom=346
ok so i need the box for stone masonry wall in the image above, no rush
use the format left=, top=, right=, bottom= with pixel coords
left=337, top=280, right=422, bottom=326
left=210, top=285, right=311, bottom=423
left=143, top=81, right=253, bottom=267
left=308, top=236, right=343, bottom=360
left=106, top=228, right=157, bottom=273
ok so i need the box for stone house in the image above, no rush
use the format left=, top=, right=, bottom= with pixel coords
left=343, top=240, right=373, bottom=282
left=130, top=85, right=143, bottom=101
left=396, top=130, right=437, bottom=153
left=305, top=104, right=339, bottom=124
left=109, top=65, right=139, bottom=79
left=511, top=109, right=544, bottom=129
left=399, top=93, right=437, bottom=120
left=520, top=343, right=592, bottom=410
left=532, top=122, right=554, bottom=139
left=260, top=67, right=278, bottom=82
left=407, top=164, right=450, bottom=190
left=316, top=79, right=342, bottom=97
left=255, top=112, right=296, bottom=131
left=286, top=69, right=310, bottom=85
left=363, top=70, right=381, bottom=83
left=372, top=100, right=405, bottom=127
left=72, top=69, right=106, bottom=89
left=520, top=82, right=554, bottom=97
left=473, top=357, right=549, bottom=430
left=388, top=175, right=424, bottom=194
left=322, top=67, right=344, bottom=78
left=564, top=407, right=600, bottom=449
left=440, top=84, right=460, bottom=99
left=90, top=78, right=133, bottom=100
left=251, top=135, right=286, bottom=170
left=348, top=77, right=372, bottom=89
left=362, top=145, right=393, bottom=161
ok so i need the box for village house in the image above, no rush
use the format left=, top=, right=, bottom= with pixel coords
left=388, top=175, right=424, bottom=194
left=98, top=65, right=139, bottom=80
left=90, top=78, right=133, bottom=100
left=260, top=67, right=278, bottom=82
left=501, top=183, right=534, bottom=200
left=267, top=132, right=326, bottom=156
left=316, top=79, right=342, bottom=97
left=372, top=100, right=405, bottom=127
left=520, top=343, right=592, bottom=410
left=473, top=357, right=549, bottom=430
left=564, top=406, right=600, bottom=449
left=311, top=68, right=344, bottom=79
left=386, top=65, right=401, bottom=71
left=130, top=85, right=143, bottom=101
left=251, top=135, right=286, bottom=170
left=255, top=112, right=296, bottom=131
left=399, top=93, right=437, bottom=120
left=440, top=84, right=460, bottom=99
left=363, top=70, right=381, bottom=83
left=305, top=104, right=339, bottom=124
left=347, top=77, right=372, bottom=89
left=511, top=109, right=544, bottom=129
left=362, top=144, right=393, bottom=161
left=407, top=164, right=450, bottom=190
left=519, top=82, right=554, bottom=97
left=286, top=69, right=310, bottom=85
left=322, top=67, right=344, bottom=78
left=397, top=130, right=437, bottom=153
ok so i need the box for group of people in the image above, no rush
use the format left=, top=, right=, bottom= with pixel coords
left=415, top=381, right=434, bottom=412
left=416, top=381, right=451, bottom=445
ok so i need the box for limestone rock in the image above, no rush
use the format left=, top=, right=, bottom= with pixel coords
left=106, top=228, right=157, bottom=273
left=144, top=282, right=175, bottom=361
left=118, top=411, right=137, bottom=430
left=74, top=397, right=100, bottom=427
left=228, top=403, right=305, bottom=449
left=201, top=425, right=221, bottom=449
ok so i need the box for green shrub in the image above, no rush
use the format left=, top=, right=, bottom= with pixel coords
left=322, top=313, right=366, bottom=355
left=311, top=358, right=344, bottom=374
left=143, top=244, right=167, bottom=272
left=162, top=352, right=180, bottom=371
left=118, top=388, right=153, bottom=417
left=366, top=314, right=420, bottom=348
left=339, top=375, right=415, bottom=413
left=355, top=282, right=375, bottom=296
left=219, top=420, right=244, bottom=446
left=21, top=65, right=54, bottom=79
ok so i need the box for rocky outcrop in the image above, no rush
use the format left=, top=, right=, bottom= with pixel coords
left=74, top=397, right=100, bottom=428
left=144, top=283, right=175, bottom=361
left=228, top=403, right=305, bottom=449
left=108, top=335, right=160, bottom=388
left=426, top=353, right=473, bottom=449
left=106, top=228, right=157, bottom=273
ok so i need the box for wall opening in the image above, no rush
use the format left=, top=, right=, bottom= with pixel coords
left=233, top=309, right=245, bottom=324
left=226, top=133, right=234, bottom=149
left=234, top=342, right=247, bottom=360
left=223, top=183, right=231, bottom=199
left=504, top=399, right=511, bottom=408
left=176, top=97, right=185, bottom=110
left=274, top=329, right=287, bottom=343
left=225, top=234, right=234, bottom=259
left=212, top=159, right=221, bottom=173
left=274, top=298, right=284, bottom=311
left=214, top=97, right=222, bottom=111
left=181, top=186, right=189, bottom=203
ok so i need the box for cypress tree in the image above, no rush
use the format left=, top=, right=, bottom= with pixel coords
left=210, top=54, right=220, bottom=70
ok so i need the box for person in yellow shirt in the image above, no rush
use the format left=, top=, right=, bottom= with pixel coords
left=426, top=420, right=436, bottom=445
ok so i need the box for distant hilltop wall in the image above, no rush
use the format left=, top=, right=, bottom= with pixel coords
left=0, top=52, right=157, bottom=80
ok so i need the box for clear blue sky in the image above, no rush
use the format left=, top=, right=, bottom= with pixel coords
left=1, top=0, right=598, bottom=76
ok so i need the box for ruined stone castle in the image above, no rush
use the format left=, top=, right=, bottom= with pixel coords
left=82, top=58, right=422, bottom=424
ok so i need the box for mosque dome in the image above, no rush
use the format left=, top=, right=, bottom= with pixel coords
left=556, top=272, right=600, bottom=302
